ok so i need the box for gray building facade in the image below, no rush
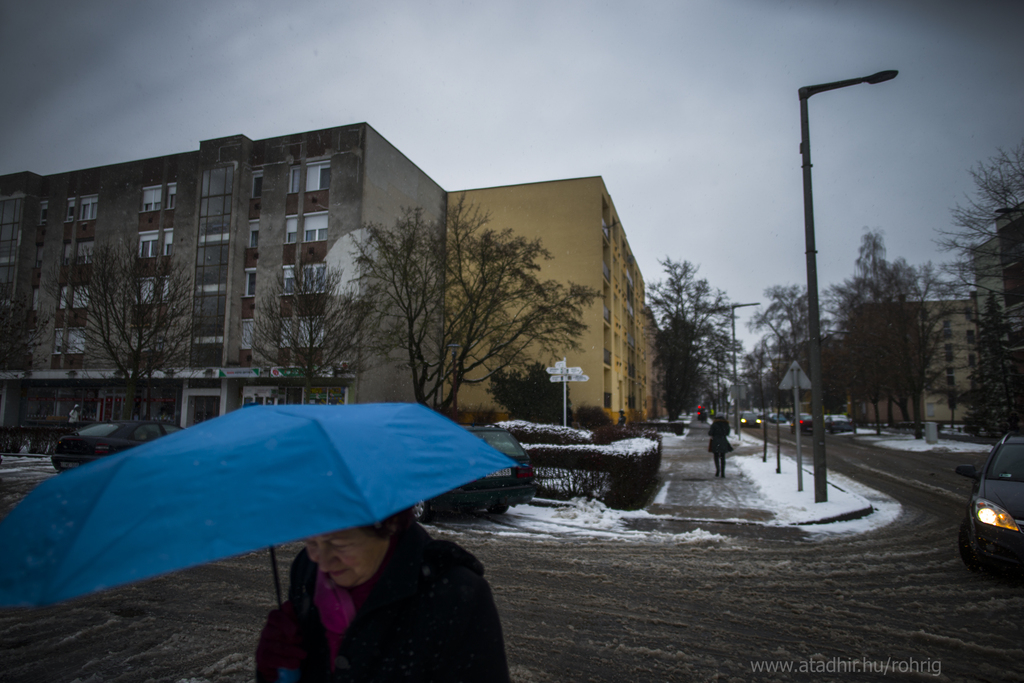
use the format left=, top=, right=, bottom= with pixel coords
left=0, top=123, right=445, bottom=427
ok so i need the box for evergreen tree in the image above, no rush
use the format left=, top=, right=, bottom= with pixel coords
left=965, top=295, right=1022, bottom=435
left=487, top=362, right=565, bottom=424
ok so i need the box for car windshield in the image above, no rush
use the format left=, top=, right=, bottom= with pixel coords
left=475, top=430, right=526, bottom=457
left=987, top=443, right=1024, bottom=482
left=73, top=423, right=121, bottom=437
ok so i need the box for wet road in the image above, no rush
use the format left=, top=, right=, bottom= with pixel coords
left=1, top=437, right=1022, bottom=682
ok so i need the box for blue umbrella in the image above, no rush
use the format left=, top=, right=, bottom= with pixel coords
left=0, top=403, right=517, bottom=607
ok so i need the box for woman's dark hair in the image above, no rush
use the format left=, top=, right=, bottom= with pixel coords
left=364, top=508, right=416, bottom=538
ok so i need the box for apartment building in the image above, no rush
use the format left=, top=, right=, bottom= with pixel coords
left=452, top=177, right=648, bottom=422
left=0, top=124, right=445, bottom=427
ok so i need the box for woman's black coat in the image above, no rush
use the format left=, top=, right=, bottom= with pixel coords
left=261, top=523, right=510, bottom=683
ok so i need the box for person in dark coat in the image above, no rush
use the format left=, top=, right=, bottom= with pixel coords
left=255, top=511, right=510, bottom=683
left=708, top=414, right=733, bottom=478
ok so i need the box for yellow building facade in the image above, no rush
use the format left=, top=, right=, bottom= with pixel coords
left=452, top=177, right=648, bottom=422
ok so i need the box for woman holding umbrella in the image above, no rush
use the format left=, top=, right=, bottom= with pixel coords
left=255, top=508, right=510, bottom=682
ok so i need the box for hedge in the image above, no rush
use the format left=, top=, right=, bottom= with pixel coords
left=0, top=426, right=76, bottom=456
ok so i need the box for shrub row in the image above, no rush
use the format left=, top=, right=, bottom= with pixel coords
left=524, top=435, right=662, bottom=510
left=0, top=427, right=75, bottom=456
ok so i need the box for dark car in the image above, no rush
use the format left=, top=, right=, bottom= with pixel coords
left=739, top=412, right=762, bottom=429
left=824, top=415, right=854, bottom=433
left=955, top=434, right=1024, bottom=573
left=790, top=413, right=813, bottom=434
left=52, top=421, right=182, bottom=472
left=414, top=425, right=535, bottom=522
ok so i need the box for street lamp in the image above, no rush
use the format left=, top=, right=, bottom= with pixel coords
left=447, top=343, right=460, bottom=422
left=799, top=69, right=897, bottom=503
left=730, top=302, right=760, bottom=436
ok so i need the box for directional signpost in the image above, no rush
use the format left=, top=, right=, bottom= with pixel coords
left=779, top=361, right=812, bottom=491
left=547, top=358, right=588, bottom=427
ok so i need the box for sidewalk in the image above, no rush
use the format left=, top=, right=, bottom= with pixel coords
left=646, top=422, right=877, bottom=526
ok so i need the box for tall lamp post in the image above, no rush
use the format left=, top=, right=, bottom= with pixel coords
left=799, top=69, right=897, bottom=503
left=731, top=302, right=760, bottom=436
left=447, top=343, right=460, bottom=422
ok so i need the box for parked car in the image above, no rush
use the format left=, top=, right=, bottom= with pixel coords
left=739, top=412, right=763, bottom=428
left=764, top=413, right=788, bottom=425
left=790, top=414, right=813, bottom=434
left=414, top=425, right=536, bottom=522
left=824, top=415, right=855, bottom=433
left=51, top=421, right=182, bottom=472
left=955, top=434, right=1024, bottom=573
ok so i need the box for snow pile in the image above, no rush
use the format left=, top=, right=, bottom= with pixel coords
left=498, top=497, right=727, bottom=544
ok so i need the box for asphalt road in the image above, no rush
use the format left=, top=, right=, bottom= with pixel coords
left=1, top=434, right=1022, bottom=682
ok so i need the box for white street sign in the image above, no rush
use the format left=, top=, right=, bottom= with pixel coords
left=550, top=374, right=589, bottom=382
left=566, top=367, right=583, bottom=375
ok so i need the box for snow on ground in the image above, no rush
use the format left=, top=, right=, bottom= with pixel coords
left=486, top=497, right=727, bottom=544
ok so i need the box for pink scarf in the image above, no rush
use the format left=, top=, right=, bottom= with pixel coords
left=313, top=570, right=357, bottom=665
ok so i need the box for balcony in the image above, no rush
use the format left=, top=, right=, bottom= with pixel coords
left=603, top=261, right=610, bottom=282
left=603, top=305, right=610, bottom=323
left=627, top=333, right=635, bottom=348
left=604, top=348, right=612, bottom=366
left=602, top=221, right=610, bottom=241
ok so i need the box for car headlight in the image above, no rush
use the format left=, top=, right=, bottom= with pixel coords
left=974, top=499, right=1021, bottom=532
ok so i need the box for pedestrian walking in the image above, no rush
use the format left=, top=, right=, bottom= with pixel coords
left=68, top=404, right=80, bottom=425
left=708, top=414, right=733, bottom=478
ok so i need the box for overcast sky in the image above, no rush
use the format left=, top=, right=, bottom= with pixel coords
left=2, top=0, right=1022, bottom=350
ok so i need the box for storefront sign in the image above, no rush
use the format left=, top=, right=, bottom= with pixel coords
left=217, top=368, right=261, bottom=378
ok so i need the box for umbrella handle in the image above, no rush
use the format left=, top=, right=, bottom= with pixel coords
left=269, top=546, right=283, bottom=609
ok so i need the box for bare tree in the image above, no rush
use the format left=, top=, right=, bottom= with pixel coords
left=355, top=197, right=599, bottom=411
left=250, top=257, right=365, bottom=399
left=47, top=238, right=193, bottom=419
left=937, top=140, right=1024, bottom=290
left=647, top=259, right=731, bottom=420
left=0, top=293, right=47, bottom=371
left=353, top=208, right=448, bottom=406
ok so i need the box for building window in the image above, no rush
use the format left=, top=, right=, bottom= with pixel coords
left=65, top=199, right=76, bottom=222
left=67, top=327, right=85, bottom=354
left=249, top=220, right=259, bottom=248
left=289, top=166, right=301, bottom=194
left=306, top=161, right=330, bottom=192
left=946, top=368, right=955, bottom=386
left=163, top=230, right=174, bottom=256
left=945, top=344, right=953, bottom=362
left=966, top=329, right=975, bottom=345
left=53, top=328, right=63, bottom=354
left=283, top=266, right=295, bottom=295
left=167, top=183, right=176, bottom=210
left=965, top=307, right=973, bottom=321
left=244, top=269, right=257, bottom=297
left=76, top=239, right=93, bottom=264
left=285, top=216, right=297, bottom=244
left=139, top=231, right=159, bottom=258
left=303, top=212, right=328, bottom=242
left=35, top=246, right=43, bottom=268
left=252, top=172, right=263, bottom=198
left=241, top=319, right=254, bottom=349
left=968, top=354, right=976, bottom=368
left=62, top=242, right=72, bottom=265
left=31, top=287, right=39, bottom=311
left=39, top=200, right=48, bottom=225
left=142, top=186, right=162, bottom=212
left=303, top=263, right=327, bottom=292
left=79, top=195, right=98, bottom=221
left=58, top=285, right=69, bottom=310
left=72, top=285, right=89, bottom=310
left=943, top=320, right=952, bottom=338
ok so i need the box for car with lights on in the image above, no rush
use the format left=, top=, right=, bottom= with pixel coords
left=789, top=414, right=813, bottom=434
left=51, top=421, right=182, bottom=472
left=739, top=412, right=763, bottom=429
left=955, top=434, right=1024, bottom=573
left=413, top=425, right=535, bottom=523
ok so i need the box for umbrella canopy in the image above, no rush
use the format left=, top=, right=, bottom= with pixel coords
left=0, top=403, right=518, bottom=607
